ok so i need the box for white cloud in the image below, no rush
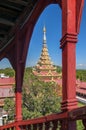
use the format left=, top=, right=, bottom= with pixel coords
left=76, top=64, right=86, bottom=69
left=77, top=64, right=86, bottom=66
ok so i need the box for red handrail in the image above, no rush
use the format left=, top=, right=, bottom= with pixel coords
left=0, top=112, right=67, bottom=130
left=0, top=107, right=86, bottom=130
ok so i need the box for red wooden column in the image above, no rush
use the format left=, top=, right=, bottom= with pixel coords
left=15, top=30, right=24, bottom=122
left=60, top=0, right=78, bottom=111
left=15, top=63, right=23, bottom=130
left=15, top=65, right=23, bottom=122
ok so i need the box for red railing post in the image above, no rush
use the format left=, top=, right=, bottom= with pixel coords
left=82, top=119, right=86, bottom=130
left=15, top=125, right=21, bottom=130
left=52, top=121, right=58, bottom=130
left=60, top=119, right=76, bottom=130
left=27, top=125, right=31, bottom=130
left=45, top=122, right=50, bottom=130
left=39, top=124, right=43, bottom=130
left=33, top=124, right=38, bottom=130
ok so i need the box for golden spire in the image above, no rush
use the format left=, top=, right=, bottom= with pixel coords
left=33, top=26, right=59, bottom=82
left=43, top=25, right=46, bottom=32
left=43, top=25, right=46, bottom=44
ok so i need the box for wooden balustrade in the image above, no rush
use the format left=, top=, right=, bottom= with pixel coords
left=19, top=121, right=61, bottom=130
left=0, top=107, right=86, bottom=130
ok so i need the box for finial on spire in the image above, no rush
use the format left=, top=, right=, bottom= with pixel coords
left=43, top=25, right=46, bottom=44
left=43, top=25, right=46, bottom=32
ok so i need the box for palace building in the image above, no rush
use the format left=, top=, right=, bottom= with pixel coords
left=0, top=75, right=15, bottom=120
left=33, top=26, right=61, bottom=83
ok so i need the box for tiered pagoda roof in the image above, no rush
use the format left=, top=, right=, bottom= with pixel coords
left=33, top=26, right=61, bottom=82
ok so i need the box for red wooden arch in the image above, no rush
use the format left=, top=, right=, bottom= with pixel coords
left=0, top=0, right=84, bottom=129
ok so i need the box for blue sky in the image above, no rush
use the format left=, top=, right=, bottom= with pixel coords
left=0, top=3, right=86, bottom=69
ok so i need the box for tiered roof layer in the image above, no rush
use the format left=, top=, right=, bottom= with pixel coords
left=33, top=26, right=61, bottom=82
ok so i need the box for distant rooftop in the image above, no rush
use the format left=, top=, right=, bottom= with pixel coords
left=0, top=73, right=9, bottom=78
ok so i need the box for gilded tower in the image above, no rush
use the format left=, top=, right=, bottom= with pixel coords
left=33, top=26, right=60, bottom=82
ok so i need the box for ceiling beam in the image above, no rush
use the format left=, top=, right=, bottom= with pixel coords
left=0, top=18, right=15, bottom=26
left=0, top=6, right=19, bottom=16
left=7, top=0, right=28, bottom=6
left=0, top=1, right=37, bottom=52
left=0, top=3, right=22, bottom=11
left=0, top=37, right=5, bottom=42
left=0, top=31, right=7, bottom=35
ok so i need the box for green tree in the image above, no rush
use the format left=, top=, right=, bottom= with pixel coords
left=77, top=120, right=84, bottom=130
left=4, top=68, right=61, bottom=120
left=0, top=68, right=15, bottom=77
left=23, top=80, right=61, bottom=119
left=76, top=69, right=86, bottom=82
left=3, top=98, right=15, bottom=120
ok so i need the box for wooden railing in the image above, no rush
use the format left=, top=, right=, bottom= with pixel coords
left=0, top=106, right=86, bottom=130
left=0, top=112, right=67, bottom=130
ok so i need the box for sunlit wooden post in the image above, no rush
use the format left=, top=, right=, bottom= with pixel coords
left=60, top=0, right=78, bottom=129
left=61, top=0, right=78, bottom=112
